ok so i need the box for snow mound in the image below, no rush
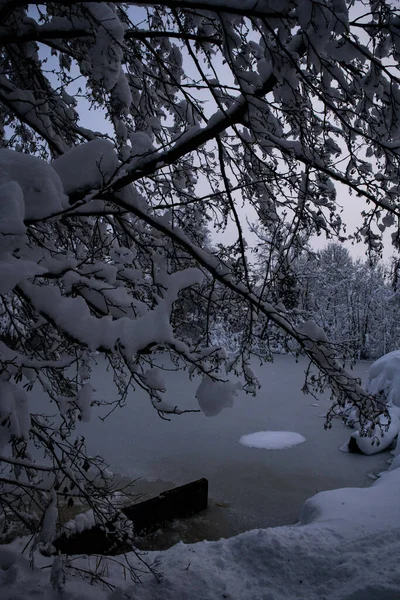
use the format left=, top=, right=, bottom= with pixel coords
left=300, top=466, right=400, bottom=534
left=239, top=430, right=306, bottom=449
left=366, top=349, right=400, bottom=408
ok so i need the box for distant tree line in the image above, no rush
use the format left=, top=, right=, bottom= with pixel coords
left=276, top=243, right=400, bottom=360
left=204, top=242, right=400, bottom=361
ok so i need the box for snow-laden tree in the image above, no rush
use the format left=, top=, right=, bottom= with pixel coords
left=1, top=0, right=400, bottom=559
left=303, top=244, right=358, bottom=351
left=292, top=243, right=400, bottom=360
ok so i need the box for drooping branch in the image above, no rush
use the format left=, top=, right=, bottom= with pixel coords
left=86, top=189, right=376, bottom=417
left=0, top=24, right=222, bottom=46
left=7, top=0, right=291, bottom=20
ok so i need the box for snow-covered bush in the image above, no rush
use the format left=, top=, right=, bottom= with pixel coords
left=341, top=351, right=400, bottom=454
left=1, top=0, right=400, bottom=581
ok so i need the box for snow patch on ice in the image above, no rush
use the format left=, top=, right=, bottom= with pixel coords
left=239, top=430, right=306, bottom=450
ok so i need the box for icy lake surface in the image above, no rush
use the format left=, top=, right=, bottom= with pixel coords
left=77, top=355, right=390, bottom=532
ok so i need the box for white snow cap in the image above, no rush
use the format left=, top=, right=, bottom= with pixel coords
left=298, top=320, right=328, bottom=342
left=110, top=245, right=136, bottom=264
left=143, top=369, right=167, bottom=392
left=130, top=131, right=155, bottom=157
left=63, top=509, right=95, bottom=537
left=76, top=383, right=93, bottom=422
left=196, top=376, right=241, bottom=417
left=366, top=350, right=400, bottom=407
left=52, top=139, right=119, bottom=196
left=0, top=255, right=46, bottom=295
left=0, top=148, right=68, bottom=219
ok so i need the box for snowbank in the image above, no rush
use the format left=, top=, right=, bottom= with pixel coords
left=2, top=463, right=400, bottom=600
left=300, top=466, right=400, bottom=535
left=342, top=351, right=400, bottom=454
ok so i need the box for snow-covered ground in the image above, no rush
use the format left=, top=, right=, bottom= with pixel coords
left=2, top=464, right=400, bottom=600
left=73, top=355, right=390, bottom=532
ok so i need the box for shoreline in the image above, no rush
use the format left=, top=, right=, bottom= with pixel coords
left=61, top=462, right=389, bottom=552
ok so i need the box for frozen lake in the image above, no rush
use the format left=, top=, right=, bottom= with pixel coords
left=76, top=355, right=390, bottom=535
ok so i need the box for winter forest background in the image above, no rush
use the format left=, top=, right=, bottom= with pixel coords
left=213, top=242, right=400, bottom=360
left=3, top=0, right=400, bottom=594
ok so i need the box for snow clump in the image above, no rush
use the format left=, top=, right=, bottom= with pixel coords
left=0, top=148, right=68, bottom=219
left=196, top=376, right=241, bottom=417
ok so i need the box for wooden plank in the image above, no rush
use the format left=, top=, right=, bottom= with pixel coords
left=122, top=477, right=208, bottom=535
left=53, top=478, right=208, bottom=555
